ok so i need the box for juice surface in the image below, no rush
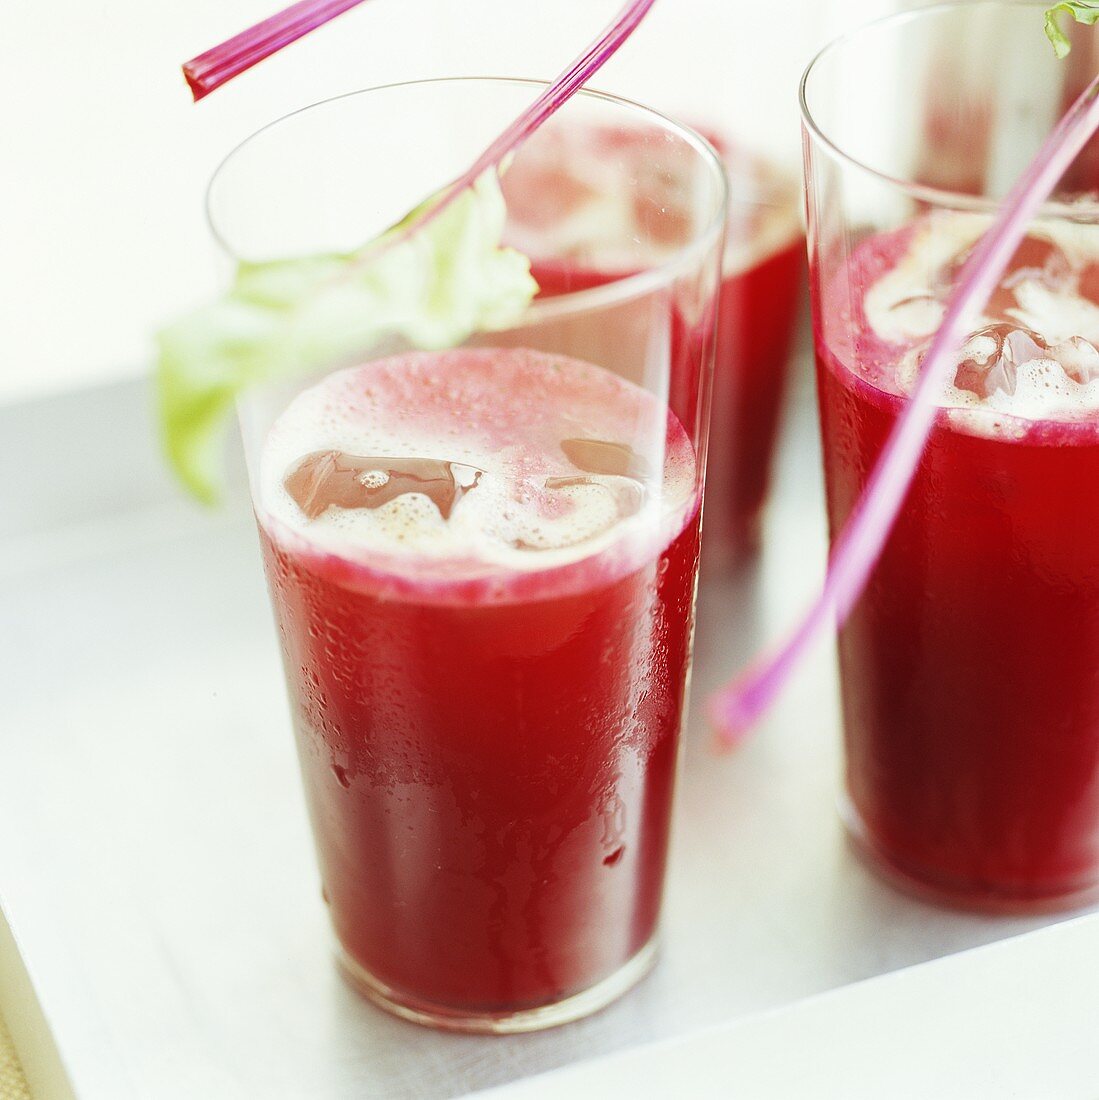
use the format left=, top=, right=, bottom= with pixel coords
left=258, top=347, right=701, bottom=1011
left=817, top=215, right=1099, bottom=903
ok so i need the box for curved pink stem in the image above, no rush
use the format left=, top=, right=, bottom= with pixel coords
left=183, top=0, right=369, bottom=101
left=711, top=74, right=1099, bottom=747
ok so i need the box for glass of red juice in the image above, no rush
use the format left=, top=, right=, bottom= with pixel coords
left=802, top=2, right=1099, bottom=910
left=211, top=79, right=727, bottom=1031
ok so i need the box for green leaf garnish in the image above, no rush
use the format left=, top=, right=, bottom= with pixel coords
left=1045, top=2, right=1099, bottom=57
left=156, top=171, right=538, bottom=503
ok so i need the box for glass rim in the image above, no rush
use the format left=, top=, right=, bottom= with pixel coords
left=206, top=76, right=729, bottom=323
left=798, top=0, right=1099, bottom=218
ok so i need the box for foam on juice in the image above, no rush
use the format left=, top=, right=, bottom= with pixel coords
left=259, top=347, right=696, bottom=579
left=500, top=120, right=800, bottom=278
left=854, top=210, right=1099, bottom=427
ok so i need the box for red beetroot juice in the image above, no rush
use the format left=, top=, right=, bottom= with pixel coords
left=503, top=124, right=803, bottom=562
left=710, top=231, right=804, bottom=554
left=817, top=215, right=1099, bottom=905
left=256, top=347, right=701, bottom=1015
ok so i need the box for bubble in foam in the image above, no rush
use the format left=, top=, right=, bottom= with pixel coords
left=260, top=348, right=696, bottom=575
left=358, top=469, right=389, bottom=490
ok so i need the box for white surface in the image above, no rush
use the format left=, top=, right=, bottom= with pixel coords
left=1, top=0, right=457, bottom=404
left=0, top=911, right=76, bottom=1100
left=474, top=912, right=1099, bottom=1099
left=1, top=365, right=1091, bottom=1099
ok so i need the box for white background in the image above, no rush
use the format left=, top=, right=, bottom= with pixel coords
left=0, top=0, right=904, bottom=405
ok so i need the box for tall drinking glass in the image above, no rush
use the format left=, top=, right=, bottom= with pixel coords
left=211, top=79, right=726, bottom=1031
left=802, top=2, right=1099, bottom=909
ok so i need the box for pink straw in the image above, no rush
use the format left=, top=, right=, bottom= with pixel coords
left=710, top=73, right=1099, bottom=747
left=183, top=0, right=369, bottom=101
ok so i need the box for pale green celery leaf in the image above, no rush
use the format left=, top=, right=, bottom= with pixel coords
left=156, top=171, right=538, bottom=504
left=233, top=254, right=349, bottom=307
left=1046, top=2, right=1099, bottom=57
left=157, top=299, right=278, bottom=504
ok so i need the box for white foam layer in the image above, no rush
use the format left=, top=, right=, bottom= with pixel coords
left=899, top=337, right=1099, bottom=421
left=866, top=211, right=1099, bottom=420
left=863, top=214, right=987, bottom=345
left=503, top=123, right=800, bottom=277
left=259, top=349, right=695, bottom=574
left=1009, top=279, right=1099, bottom=346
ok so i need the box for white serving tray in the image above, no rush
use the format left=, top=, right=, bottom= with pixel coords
left=0, top=364, right=1088, bottom=1099
left=472, top=911, right=1099, bottom=1099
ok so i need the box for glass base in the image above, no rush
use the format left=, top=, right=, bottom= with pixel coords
left=336, top=937, right=658, bottom=1034
left=841, top=796, right=1099, bottom=915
